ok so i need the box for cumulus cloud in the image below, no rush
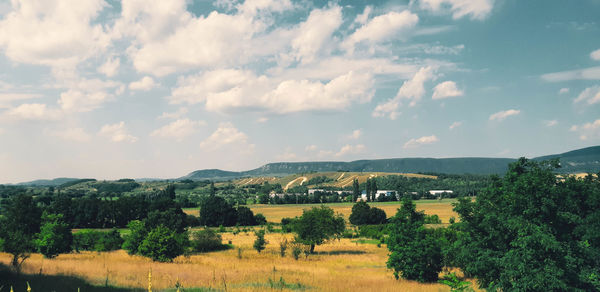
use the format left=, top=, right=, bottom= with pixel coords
left=0, top=0, right=110, bottom=69
left=570, top=119, right=600, bottom=141
left=99, top=121, right=138, bottom=143
left=489, top=109, right=520, bottom=121
left=403, top=135, right=439, bottom=148
left=6, top=103, right=61, bottom=120
left=347, top=129, right=362, bottom=140
left=305, top=144, right=318, bottom=152
left=373, top=66, right=434, bottom=119
left=418, top=0, right=495, bottom=20
left=150, top=118, right=205, bottom=141
left=129, top=76, right=157, bottom=91
left=544, top=120, right=558, bottom=127
left=432, top=81, right=463, bottom=99
left=98, top=57, right=120, bottom=77
left=342, top=10, right=418, bottom=53
left=449, top=121, right=462, bottom=129
left=291, top=5, right=342, bottom=63
left=574, top=86, right=600, bottom=105
left=0, top=93, right=42, bottom=108
left=591, top=49, right=600, bottom=61
left=159, top=107, right=188, bottom=119
left=276, top=147, right=298, bottom=161
left=335, top=144, right=366, bottom=157
left=48, top=127, right=92, bottom=142
left=200, top=122, right=254, bottom=152
left=169, top=69, right=374, bottom=114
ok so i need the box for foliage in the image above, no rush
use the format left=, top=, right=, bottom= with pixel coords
left=191, top=229, right=226, bottom=252
left=423, top=214, right=441, bottom=224
left=199, top=196, right=238, bottom=227
left=279, top=238, right=288, bottom=257
left=451, top=158, right=600, bottom=291
left=36, top=213, right=73, bottom=258
left=137, top=226, right=188, bottom=262
left=438, top=273, right=473, bottom=292
left=281, top=217, right=293, bottom=232
left=0, top=194, right=41, bottom=271
left=253, top=230, right=267, bottom=253
left=349, top=201, right=387, bottom=225
left=236, top=206, right=257, bottom=226
left=291, top=206, right=345, bottom=252
left=387, top=198, right=443, bottom=283
left=254, top=213, right=267, bottom=225
left=122, top=220, right=147, bottom=255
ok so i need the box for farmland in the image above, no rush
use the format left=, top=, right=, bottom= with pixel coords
left=0, top=231, right=467, bottom=291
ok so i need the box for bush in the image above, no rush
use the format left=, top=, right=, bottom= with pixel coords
left=74, top=229, right=123, bottom=252
left=281, top=218, right=294, bottom=233
left=424, top=214, right=441, bottom=224
left=138, top=226, right=188, bottom=262
left=254, top=213, right=267, bottom=225
left=36, top=214, right=72, bottom=258
left=237, top=206, right=257, bottom=226
left=122, top=220, right=147, bottom=255
left=191, top=228, right=226, bottom=252
left=253, top=230, right=267, bottom=253
left=185, top=215, right=201, bottom=227
left=349, top=201, right=387, bottom=225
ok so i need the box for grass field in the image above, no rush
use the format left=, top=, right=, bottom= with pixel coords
left=0, top=231, right=470, bottom=291
left=184, top=199, right=458, bottom=224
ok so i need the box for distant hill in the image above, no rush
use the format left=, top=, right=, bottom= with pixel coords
left=17, top=177, right=81, bottom=187
left=181, top=146, right=600, bottom=181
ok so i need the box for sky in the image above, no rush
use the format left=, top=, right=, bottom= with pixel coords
left=0, top=0, right=599, bottom=183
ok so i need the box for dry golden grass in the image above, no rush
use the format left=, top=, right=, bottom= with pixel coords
left=242, top=199, right=457, bottom=224
left=0, top=232, right=470, bottom=291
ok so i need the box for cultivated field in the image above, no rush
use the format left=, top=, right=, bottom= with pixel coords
left=184, top=199, right=458, bottom=224
left=0, top=231, right=468, bottom=291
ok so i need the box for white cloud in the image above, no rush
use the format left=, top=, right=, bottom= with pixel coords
left=335, top=144, right=366, bottom=157
left=291, top=6, right=342, bottom=63
left=372, top=66, right=434, bottom=119
left=544, top=120, right=558, bottom=127
left=403, top=135, right=439, bottom=148
left=48, top=127, right=92, bottom=142
left=418, top=0, right=494, bottom=20
left=449, top=121, right=462, bottom=129
left=591, top=49, right=600, bottom=61
left=347, top=129, right=362, bottom=140
left=257, top=117, right=269, bottom=123
left=541, top=66, right=600, bottom=82
left=570, top=119, right=600, bottom=141
left=423, top=44, right=464, bottom=55
left=432, top=81, right=463, bottom=99
left=99, top=121, right=138, bottom=143
left=489, top=109, right=520, bottom=121
left=276, top=147, right=298, bottom=161
left=159, top=107, right=189, bottom=119
left=574, top=86, right=600, bottom=105
left=129, top=76, right=157, bottom=91
left=98, top=57, right=120, bottom=77
left=169, top=69, right=374, bottom=114
left=353, top=6, right=372, bottom=26
left=305, top=144, right=318, bottom=152
left=343, top=10, right=418, bottom=53
left=6, top=103, right=61, bottom=120
left=150, top=118, right=204, bottom=141
left=200, top=122, right=253, bottom=152
left=0, top=93, right=42, bottom=108
left=0, top=0, right=110, bottom=69
left=558, top=88, right=569, bottom=94
left=58, top=89, right=113, bottom=113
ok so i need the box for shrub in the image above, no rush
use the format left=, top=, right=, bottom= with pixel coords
left=191, top=228, right=226, bottom=252
left=36, top=214, right=73, bottom=258
left=74, top=229, right=123, bottom=252
left=349, top=201, right=387, bottom=225
left=254, top=213, right=267, bottom=225
left=281, top=218, right=294, bottom=233
left=138, top=226, right=188, bottom=262
left=253, top=230, right=267, bottom=253
left=279, top=238, right=288, bottom=257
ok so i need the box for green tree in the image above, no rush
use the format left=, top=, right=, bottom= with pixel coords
left=199, top=196, right=238, bottom=227
left=291, top=206, right=345, bottom=253
left=451, top=158, right=600, bottom=291
left=387, top=198, right=443, bottom=282
left=0, top=194, right=41, bottom=271
left=191, top=228, right=225, bottom=252
left=365, top=179, right=371, bottom=202
left=352, top=178, right=360, bottom=202
left=122, top=220, right=147, bottom=255
left=236, top=206, right=257, bottom=226
left=137, top=225, right=188, bottom=262
left=36, top=213, right=73, bottom=258
left=349, top=201, right=387, bottom=225
left=253, top=229, right=267, bottom=253
left=371, top=179, right=378, bottom=202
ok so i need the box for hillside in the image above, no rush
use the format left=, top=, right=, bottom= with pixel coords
left=182, top=146, right=600, bottom=181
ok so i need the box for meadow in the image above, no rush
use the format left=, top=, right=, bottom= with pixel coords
left=184, top=199, right=459, bottom=224
left=0, top=231, right=466, bottom=291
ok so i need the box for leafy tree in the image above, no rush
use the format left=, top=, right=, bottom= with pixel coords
left=387, top=198, right=443, bottom=282
left=137, top=225, right=188, bottom=262
left=199, top=196, right=238, bottom=227
left=122, top=220, right=147, bottom=255
left=191, top=228, right=225, bottom=252
left=36, top=213, right=73, bottom=258
left=236, top=206, right=257, bottom=226
left=352, top=179, right=360, bottom=202
left=0, top=194, right=41, bottom=271
left=451, top=158, right=600, bottom=291
left=74, top=229, right=122, bottom=252
left=291, top=206, right=345, bottom=252
left=349, top=201, right=387, bottom=225
left=254, top=213, right=267, bottom=225
left=365, top=179, right=371, bottom=202
left=371, top=179, right=378, bottom=202
left=253, top=229, right=267, bottom=253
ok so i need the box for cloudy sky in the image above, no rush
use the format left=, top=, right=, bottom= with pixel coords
left=0, top=0, right=599, bottom=183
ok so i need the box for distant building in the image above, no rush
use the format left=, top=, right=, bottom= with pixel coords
left=360, top=190, right=397, bottom=201
left=308, top=189, right=348, bottom=196
left=428, top=190, right=453, bottom=196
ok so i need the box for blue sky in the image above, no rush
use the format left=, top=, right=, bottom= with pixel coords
left=0, top=0, right=599, bottom=183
